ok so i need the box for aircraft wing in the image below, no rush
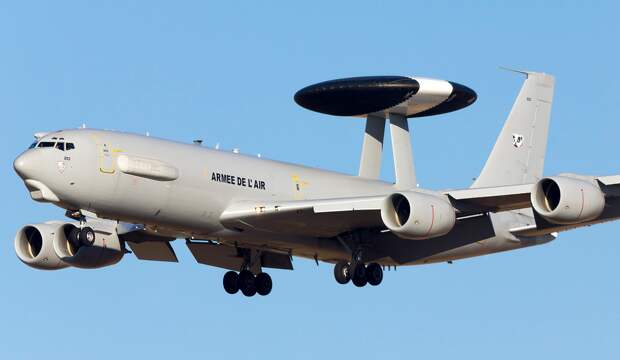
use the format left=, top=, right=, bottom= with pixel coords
left=220, top=177, right=620, bottom=238
left=445, top=183, right=532, bottom=215
left=220, top=184, right=535, bottom=237
left=220, top=196, right=386, bottom=237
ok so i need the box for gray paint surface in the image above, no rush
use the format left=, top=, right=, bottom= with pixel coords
left=11, top=71, right=620, bottom=274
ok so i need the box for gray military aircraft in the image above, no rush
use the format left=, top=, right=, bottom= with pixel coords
left=13, top=70, right=620, bottom=297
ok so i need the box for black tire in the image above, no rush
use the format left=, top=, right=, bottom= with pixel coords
left=333, top=261, right=351, bottom=284
left=238, top=270, right=257, bottom=297
left=366, top=262, right=383, bottom=286
left=223, top=271, right=239, bottom=294
left=79, top=227, right=95, bottom=246
left=68, top=227, right=81, bottom=248
left=255, top=273, right=272, bottom=296
left=351, top=263, right=367, bottom=287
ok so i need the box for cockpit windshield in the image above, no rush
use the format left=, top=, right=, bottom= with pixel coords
left=33, top=139, right=75, bottom=151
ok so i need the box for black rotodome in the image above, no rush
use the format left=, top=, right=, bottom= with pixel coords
left=294, top=76, right=476, bottom=118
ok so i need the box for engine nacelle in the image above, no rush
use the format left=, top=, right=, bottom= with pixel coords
left=15, top=220, right=124, bottom=270
left=14, top=223, right=69, bottom=270
left=381, top=191, right=456, bottom=240
left=53, top=222, right=124, bottom=269
left=531, top=176, right=605, bottom=225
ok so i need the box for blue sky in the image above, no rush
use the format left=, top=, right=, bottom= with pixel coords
left=1, top=1, right=619, bottom=359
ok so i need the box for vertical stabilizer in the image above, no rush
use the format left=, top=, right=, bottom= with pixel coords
left=472, top=71, right=555, bottom=188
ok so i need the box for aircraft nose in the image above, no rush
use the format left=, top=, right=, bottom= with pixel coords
left=13, top=151, right=37, bottom=179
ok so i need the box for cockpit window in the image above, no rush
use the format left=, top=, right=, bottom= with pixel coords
left=28, top=141, right=37, bottom=149
left=33, top=139, right=75, bottom=151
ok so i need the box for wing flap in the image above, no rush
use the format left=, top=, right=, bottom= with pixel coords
left=186, top=241, right=294, bottom=271
left=126, top=241, right=178, bottom=262
left=187, top=242, right=244, bottom=271
left=120, top=230, right=178, bottom=262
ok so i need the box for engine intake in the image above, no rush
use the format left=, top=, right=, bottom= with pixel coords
left=14, top=221, right=124, bottom=270
left=381, top=191, right=456, bottom=240
left=14, top=223, right=69, bottom=270
left=531, top=176, right=605, bottom=225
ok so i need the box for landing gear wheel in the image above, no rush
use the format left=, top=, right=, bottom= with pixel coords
left=238, top=270, right=257, bottom=297
left=351, top=263, right=367, bottom=287
left=68, top=227, right=81, bottom=248
left=334, top=261, right=351, bottom=284
left=255, top=273, right=272, bottom=296
left=223, top=271, right=239, bottom=294
left=79, top=227, right=95, bottom=246
left=366, top=262, right=383, bottom=286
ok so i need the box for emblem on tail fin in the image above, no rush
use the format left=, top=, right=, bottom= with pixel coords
left=512, top=133, right=524, bottom=148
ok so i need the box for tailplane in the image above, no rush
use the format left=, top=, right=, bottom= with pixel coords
left=472, top=70, right=555, bottom=188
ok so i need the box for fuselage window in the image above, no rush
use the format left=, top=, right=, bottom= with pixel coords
left=66, top=143, right=75, bottom=151
left=37, top=142, right=55, bottom=148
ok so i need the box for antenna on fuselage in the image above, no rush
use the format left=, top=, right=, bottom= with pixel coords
left=293, top=75, right=477, bottom=189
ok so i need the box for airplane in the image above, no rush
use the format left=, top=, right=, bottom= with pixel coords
left=13, top=70, right=620, bottom=297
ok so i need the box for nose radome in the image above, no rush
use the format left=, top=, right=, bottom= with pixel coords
left=13, top=151, right=37, bottom=179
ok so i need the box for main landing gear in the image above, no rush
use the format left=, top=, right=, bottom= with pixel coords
left=223, top=270, right=273, bottom=297
left=333, top=260, right=383, bottom=287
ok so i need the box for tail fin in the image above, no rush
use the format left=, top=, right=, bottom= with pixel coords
left=472, top=70, right=555, bottom=188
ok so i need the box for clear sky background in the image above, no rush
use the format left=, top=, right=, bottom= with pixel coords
left=1, top=1, right=619, bottom=359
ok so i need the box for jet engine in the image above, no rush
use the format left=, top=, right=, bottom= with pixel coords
left=14, top=221, right=124, bottom=270
left=381, top=191, right=456, bottom=240
left=53, top=222, right=124, bottom=269
left=14, top=223, right=70, bottom=270
left=531, top=176, right=605, bottom=225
